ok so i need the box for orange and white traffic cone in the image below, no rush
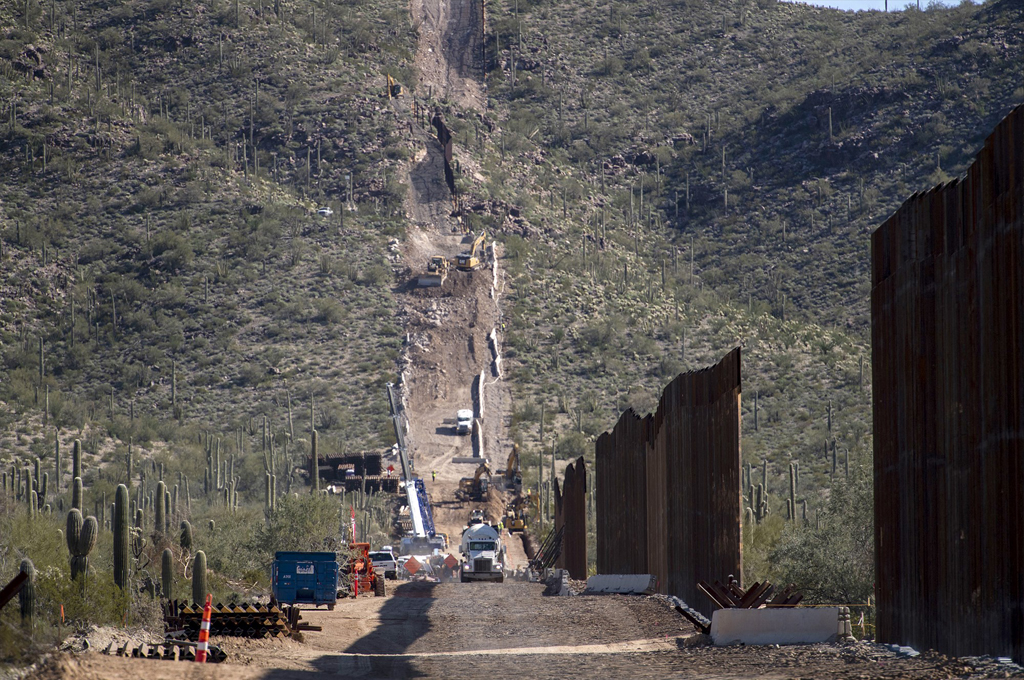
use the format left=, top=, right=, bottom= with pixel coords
left=195, top=593, right=212, bottom=663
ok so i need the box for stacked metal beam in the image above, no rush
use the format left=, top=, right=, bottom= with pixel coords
left=164, top=601, right=304, bottom=640
left=871, top=104, right=1024, bottom=663
left=595, top=348, right=742, bottom=618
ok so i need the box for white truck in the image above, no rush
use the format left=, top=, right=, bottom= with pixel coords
left=369, top=548, right=398, bottom=580
left=459, top=523, right=505, bottom=583
left=455, top=409, right=473, bottom=435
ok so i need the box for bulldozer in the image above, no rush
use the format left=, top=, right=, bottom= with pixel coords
left=503, top=444, right=522, bottom=492
left=456, top=231, right=489, bottom=271
left=417, top=255, right=451, bottom=287
left=344, top=543, right=386, bottom=597
left=456, top=462, right=491, bottom=502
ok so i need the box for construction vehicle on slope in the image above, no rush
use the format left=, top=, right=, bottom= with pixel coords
left=459, top=522, right=505, bottom=583
left=504, top=492, right=529, bottom=534
left=455, top=409, right=473, bottom=435
left=456, top=231, right=488, bottom=271
left=417, top=255, right=451, bottom=287
left=456, top=462, right=491, bottom=502
left=503, top=443, right=522, bottom=491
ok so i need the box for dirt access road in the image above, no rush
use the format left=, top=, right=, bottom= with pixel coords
left=31, top=583, right=1022, bottom=679
left=398, top=0, right=519, bottom=560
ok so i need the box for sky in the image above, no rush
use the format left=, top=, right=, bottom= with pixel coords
left=782, top=0, right=975, bottom=10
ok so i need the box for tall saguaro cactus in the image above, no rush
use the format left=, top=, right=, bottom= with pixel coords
left=113, top=484, right=130, bottom=590
left=155, top=481, right=166, bottom=534
left=71, top=476, right=82, bottom=511
left=54, top=435, right=62, bottom=491
left=180, top=520, right=194, bottom=554
left=161, top=548, right=174, bottom=599
left=311, top=429, right=319, bottom=493
left=192, top=550, right=208, bottom=605
left=72, top=439, right=82, bottom=479
left=19, top=558, right=35, bottom=631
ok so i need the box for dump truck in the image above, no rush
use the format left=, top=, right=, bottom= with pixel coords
left=417, top=255, right=450, bottom=287
left=459, top=522, right=504, bottom=583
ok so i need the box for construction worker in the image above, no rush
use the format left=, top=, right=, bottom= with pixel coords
left=431, top=470, right=437, bottom=482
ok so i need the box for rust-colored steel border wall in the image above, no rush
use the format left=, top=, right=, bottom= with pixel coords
left=595, top=348, right=742, bottom=617
left=871, top=104, right=1024, bottom=663
left=554, top=457, right=587, bottom=579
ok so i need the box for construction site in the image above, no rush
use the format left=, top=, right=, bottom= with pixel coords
left=2, top=0, right=1023, bottom=677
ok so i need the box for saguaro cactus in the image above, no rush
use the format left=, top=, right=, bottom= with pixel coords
left=55, top=436, right=61, bottom=491
left=155, top=481, right=166, bottom=534
left=789, top=462, right=798, bottom=522
left=311, top=429, right=319, bottom=493
left=192, top=550, right=208, bottom=604
left=125, top=442, right=133, bottom=488
left=73, top=439, right=82, bottom=479
left=113, top=484, right=129, bottom=590
left=161, top=548, right=174, bottom=599
left=72, top=476, right=82, bottom=511
left=19, top=558, right=35, bottom=631
left=180, top=520, right=194, bottom=553
left=66, top=509, right=97, bottom=580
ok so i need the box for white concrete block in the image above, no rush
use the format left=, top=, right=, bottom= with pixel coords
left=584, top=574, right=658, bottom=594
left=711, top=607, right=840, bottom=646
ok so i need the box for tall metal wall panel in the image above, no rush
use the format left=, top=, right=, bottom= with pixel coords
left=554, top=457, right=588, bottom=579
left=595, top=348, right=742, bottom=617
left=871, top=104, right=1023, bottom=663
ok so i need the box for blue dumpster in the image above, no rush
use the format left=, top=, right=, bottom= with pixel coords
left=272, top=551, right=338, bottom=608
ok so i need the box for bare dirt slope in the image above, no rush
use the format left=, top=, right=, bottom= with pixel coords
left=411, top=0, right=484, bottom=110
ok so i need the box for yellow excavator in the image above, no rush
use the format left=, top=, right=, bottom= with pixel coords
left=456, top=231, right=488, bottom=271
left=387, top=74, right=402, bottom=98
left=503, top=444, right=522, bottom=491
left=505, top=491, right=529, bottom=534
left=456, top=462, right=492, bottom=501
left=417, top=255, right=451, bottom=287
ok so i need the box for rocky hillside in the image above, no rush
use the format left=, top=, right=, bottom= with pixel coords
left=1, top=0, right=1022, bottom=517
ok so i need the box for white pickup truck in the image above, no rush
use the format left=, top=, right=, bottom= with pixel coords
left=369, top=548, right=398, bottom=580
left=455, top=409, right=473, bottom=435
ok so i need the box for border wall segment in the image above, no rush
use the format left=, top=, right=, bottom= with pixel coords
left=595, top=348, right=742, bottom=618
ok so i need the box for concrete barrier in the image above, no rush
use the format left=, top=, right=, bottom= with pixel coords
left=710, top=607, right=840, bottom=646
left=472, top=418, right=485, bottom=460
left=473, top=371, right=486, bottom=420
left=583, top=574, right=658, bottom=595
left=488, top=329, right=502, bottom=378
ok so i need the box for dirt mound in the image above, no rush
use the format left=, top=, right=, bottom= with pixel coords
left=404, top=269, right=481, bottom=299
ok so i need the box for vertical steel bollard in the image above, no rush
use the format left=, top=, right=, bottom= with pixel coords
left=195, top=593, right=212, bottom=663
